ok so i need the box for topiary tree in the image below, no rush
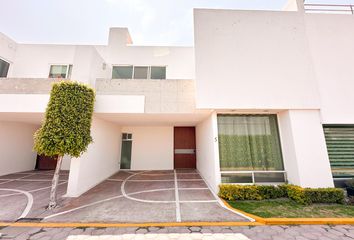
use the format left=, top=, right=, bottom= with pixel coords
left=34, top=81, right=95, bottom=209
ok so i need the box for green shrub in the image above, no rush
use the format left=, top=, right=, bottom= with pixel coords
left=218, top=184, right=345, bottom=205
left=219, top=185, right=262, bottom=201
left=284, top=185, right=310, bottom=205
left=304, top=188, right=344, bottom=204
left=34, top=81, right=95, bottom=157
left=257, top=185, right=287, bottom=199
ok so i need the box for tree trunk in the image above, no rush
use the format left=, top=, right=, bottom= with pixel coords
left=47, top=155, right=63, bottom=210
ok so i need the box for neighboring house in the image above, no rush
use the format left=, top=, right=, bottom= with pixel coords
left=0, top=0, right=353, bottom=197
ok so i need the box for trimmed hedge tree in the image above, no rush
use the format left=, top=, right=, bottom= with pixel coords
left=34, top=81, right=95, bottom=209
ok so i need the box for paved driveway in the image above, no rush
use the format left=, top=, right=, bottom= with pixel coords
left=0, top=169, right=247, bottom=223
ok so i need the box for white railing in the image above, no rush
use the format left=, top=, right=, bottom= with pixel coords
left=304, top=3, right=354, bottom=15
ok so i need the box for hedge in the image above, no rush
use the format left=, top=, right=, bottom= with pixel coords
left=219, top=184, right=344, bottom=205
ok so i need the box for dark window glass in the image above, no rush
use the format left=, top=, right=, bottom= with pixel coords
left=0, top=58, right=10, bottom=77
left=254, top=172, right=285, bottom=183
left=221, top=173, right=253, bottom=183
left=112, top=66, right=133, bottom=79
left=151, top=66, right=166, bottom=79
left=133, top=66, right=148, bottom=79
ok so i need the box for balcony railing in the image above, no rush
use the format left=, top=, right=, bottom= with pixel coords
left=304, top=3, right=354, bottom=15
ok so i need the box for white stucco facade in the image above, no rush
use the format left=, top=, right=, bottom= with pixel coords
left=1, top=0, right=353, bottom=196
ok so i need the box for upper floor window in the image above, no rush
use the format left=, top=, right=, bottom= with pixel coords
left=49, top=64, right=72, bottom=79
left=112, top=65, right=166, bottom=79
left=0, top=58, right=10, bottom=78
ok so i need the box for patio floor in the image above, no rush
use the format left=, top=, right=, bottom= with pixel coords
left=0, top=169, right=248, bottom=223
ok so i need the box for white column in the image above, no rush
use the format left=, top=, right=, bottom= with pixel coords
left=196, top=112, right=221, bottom=193
left=278, top=110, right=334, bottom=188
left=66, top=117, right=122, bottom=197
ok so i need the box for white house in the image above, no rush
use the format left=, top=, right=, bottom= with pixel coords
left=0, top=0, right=354, bottom=197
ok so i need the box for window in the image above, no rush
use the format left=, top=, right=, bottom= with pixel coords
left=217, top=114, right=285, bottom=183
left=0, top=58, right=10, bottom=77
left=133, top=66, right=148, bottom=79
left=49, top=64, right=72, bottom=79
left=323, top=125, right=354, bottom=179
left=112, top=65, right=166, bottom=79
left=151, top=66, right=166, bottom=79
left=112, top=66, right=133, bottom=79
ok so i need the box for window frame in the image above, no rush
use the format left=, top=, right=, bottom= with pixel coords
left=150, top=66, right=167, bottom=79
left=48, top=64, right=73, bottom=79
left=133, top=65, right=149, bottom=79
left=112, top=65, right=167, bottom=80
left=112, top=65, right=133, bottom=79
left=217, top=113, right=285, bottom=184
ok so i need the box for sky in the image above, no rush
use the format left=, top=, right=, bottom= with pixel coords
left=1, top=0, right=353, bottom=46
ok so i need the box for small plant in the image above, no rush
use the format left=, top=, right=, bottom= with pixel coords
left=34, top=81, right=95, bottom=209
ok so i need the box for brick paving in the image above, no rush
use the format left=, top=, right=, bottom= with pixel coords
left=1, top=225, right=354, bottom=240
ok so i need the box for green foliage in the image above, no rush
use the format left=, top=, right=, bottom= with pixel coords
left=219, top=184, right=345, bottom=205
left=219, top=184, right=262, bottom=201
left=256, top=185, right=287, bottom=199
left=284, top=185, right=309, bottom=205
left=304, top=188, right=344, bottom=204
left=34, top=81, right=95, bottom=157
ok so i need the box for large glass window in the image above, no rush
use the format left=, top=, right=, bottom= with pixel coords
left=217, top=114, right=284, bottom=183
left=0, top=58, right=10, bottom=77
left=49, top=64, right=72, bottom=79
left=112, top=66, right=133, bottom=79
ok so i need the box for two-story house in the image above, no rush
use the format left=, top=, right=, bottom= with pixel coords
left=0, top=0, right=354, bottom=197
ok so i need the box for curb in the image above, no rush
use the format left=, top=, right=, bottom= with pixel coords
left=0, top=221, right=263, bottom=228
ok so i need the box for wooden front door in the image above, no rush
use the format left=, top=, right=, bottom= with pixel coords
left=35, top=154, right=58, bottom=170
left=174, top=127, right=196, bottom=169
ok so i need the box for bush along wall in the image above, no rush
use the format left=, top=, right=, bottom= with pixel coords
left=219, top=184, right=345, bottom=205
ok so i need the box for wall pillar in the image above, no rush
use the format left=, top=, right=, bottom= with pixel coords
left=278, top=110, right=333, bottom=188
left=196, top=112, right=221, bottom=193
left=66, top=117, right=122, bottom=197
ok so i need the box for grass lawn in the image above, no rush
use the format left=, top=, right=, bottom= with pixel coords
left=228, top=199, right=354, bottom=218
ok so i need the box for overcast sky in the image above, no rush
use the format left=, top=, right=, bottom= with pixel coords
left=1, top=0, right=353, bottom=46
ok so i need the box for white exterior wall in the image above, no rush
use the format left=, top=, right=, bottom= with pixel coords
left=95, top=28, right=195, bottom=80
left=278, top=110, right=334, bottom=187
left=122, top=126, right=174, bottom=170
left=66, top=117, right=122, bottom=197
left=305, top=14, right=354, bottom=124
left=10, top=44, right=76, bottom=78
left=196, top=112, right=221, bottom=193
left=194, top=9, right=320, bottom=109
left=0, top=121, right=38, bottom=175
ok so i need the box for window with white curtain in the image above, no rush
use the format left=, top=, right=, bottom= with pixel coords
left=217, top=114, right=285, bottom=183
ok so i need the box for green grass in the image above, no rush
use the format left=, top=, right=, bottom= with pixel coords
left=228, top=199, right=354, bottom=218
